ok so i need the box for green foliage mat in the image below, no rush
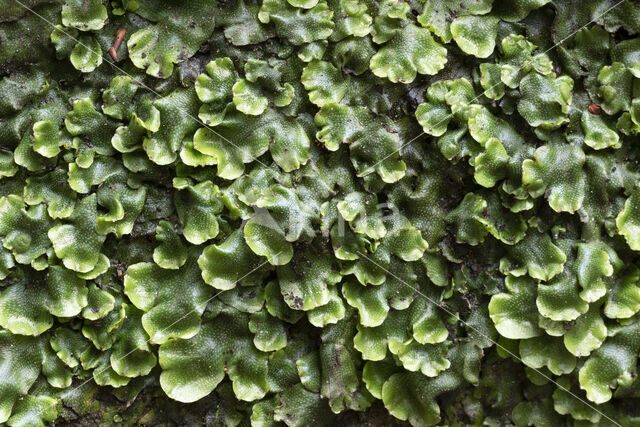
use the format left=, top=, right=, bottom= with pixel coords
left=2, top=0, right=640, bottom=425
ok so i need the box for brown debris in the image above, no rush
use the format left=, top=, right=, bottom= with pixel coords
left=588, top=103, right=601, bottom=115
left=109, top=27, right=127, bottom=61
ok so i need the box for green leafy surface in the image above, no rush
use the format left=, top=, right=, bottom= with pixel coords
left=1, top=1, right=640, bottom=425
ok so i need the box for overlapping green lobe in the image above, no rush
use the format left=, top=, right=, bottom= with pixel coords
left=315, top=103, right=405, bottom=182
left=124, top=250, right=213, bottom=344
left=0, top=332, right=43, bottom=423
left=159, top=306, right=269, bottom=403
left=48, top=194, right=105, bottom=273
left=127, top=1, right=218, bottom=78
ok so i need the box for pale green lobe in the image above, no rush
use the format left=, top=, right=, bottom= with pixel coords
left=82, top=284, right=115, bottom=321
left=0, top=247, right=14, bottom=280
left=243, top=184, right=315, bottom=265
left=159, top=309, right=268, bottom=403
left=518, top=73, right=573, bottom=129
left=445, top=192, right=488, bottom=246
left=298, top=40, right=328, bottom=62
left=519, top=335, right=576, bottom=376
left=0, top=195, right=53, bottom=265
left=67, top=155, right=121, bottom=194
left=415, top=98, right=450, bottom=137
left=353, top=298, right=448, bottom=363
left=582, top=112, right=620, bottom=150
left=604, top=268, right=640, bottom=319
left=474, top=138, right=509, bottom=188
left=174, top=181, right=222, bottom=245
left=370, top=24, right=447, bottom=83
left=552, top=377, right=602, bottom=424
left=195, top=58, right=238, bottom=104
left=612, top=38, right=640, bottom=78
left=617, top=187, right=640, bottom=251
left=342, top=280, right=392, bottom=327
left=61, top=0, right=108, bottom=31
left=153, top=221, right=189, bottom=270
left=70, top=36, right=102, bottom=73
left=43, top=265, right=88, bottom=318
left=337, top=191, right=386, bottom=240
left=479, top=62, right=505, bottom=100
left=127, top=3, right=217, bottom=78
left=328, top=0, right=371, bottom=40
left=124, top=252, right=213, bottom=344
left=249, top=310, right=287, bottom=351
left=198, top=229, right=263, bottom=290
left=522, top=143, right=585, bottom=213
left=6, top=394, right=58, bottom=427
left=597, top=62, right=633, bottom=115
left=0, top=280, right=50, bottom=335
left=102, top=76, right=139, bottom=120
left=50, top=327, right=87, bottom=369
left=111, top=117, right=146, bottom=154
left=0, top=332, right=42, bottom=424
left=258, top=0, right=335, bottom=45
left=579, top=318, right=640, bottom=404
left=297, top=352, right=321, bottom=393
left=500, top=231, right=566, bottom=281
left=219, top=285, right=266, bottom=315
left=219, top=0, right=273, bottom=46
left=50, top=24, right=78, bottom=61
left=536, top=267, right=589, bottom=322
left=143, top=88, right=199, bottom=165
left=95, top=178, right=146, bottom=237
left=14, top=133, right=46, bottom=173
left=575, top=242, right=613, bottom=303
left=314, top=103, right=405, bottom=182
left=0, top=149, right=18, bottom=179
left=307, top=287, right=346, bottom=327
left=244, top=216, right=291, bottom=266
left=518, top=73, right=573, bottom=130
left=387, top=226, right=428, bottom=262
left=474, top=193, right=527, bottom=245
left=362, top=360, right=397, bottom=400
left=417, top=0, right=493, bottom=43
left=301, top=60, right=348, bottom=106
left=193, top=108, right=310, bottom=178
left=0, top=266, right=88, bottom=336
left=180, top=139, right=217, bottom=167
left=48, top=194, right=106, bottom=273
left=288, top=0, right=319, bottom=9
left=108, top=304, right=157, bottom=379
left=65, top=97, right=118, bottom=157
left=389, top=340, right=450, bottom=378
left=489, top=276, right=542, bottom=340
left=195, top=58, right=237, bottom=124
left=232, top=79, right=269, bottom=116
left=564, top=303, right=607, bottom=357
left=32, top=120, right=63, bottom=158
left=380, top=370, right=458, bottom=426
left=240, top=58, right=295, bottom=110
left=331, top=37, right=375, bottom=75
left=450, top=15, right=499, bottom=59
left=277, top=250, right=341, bottom=311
